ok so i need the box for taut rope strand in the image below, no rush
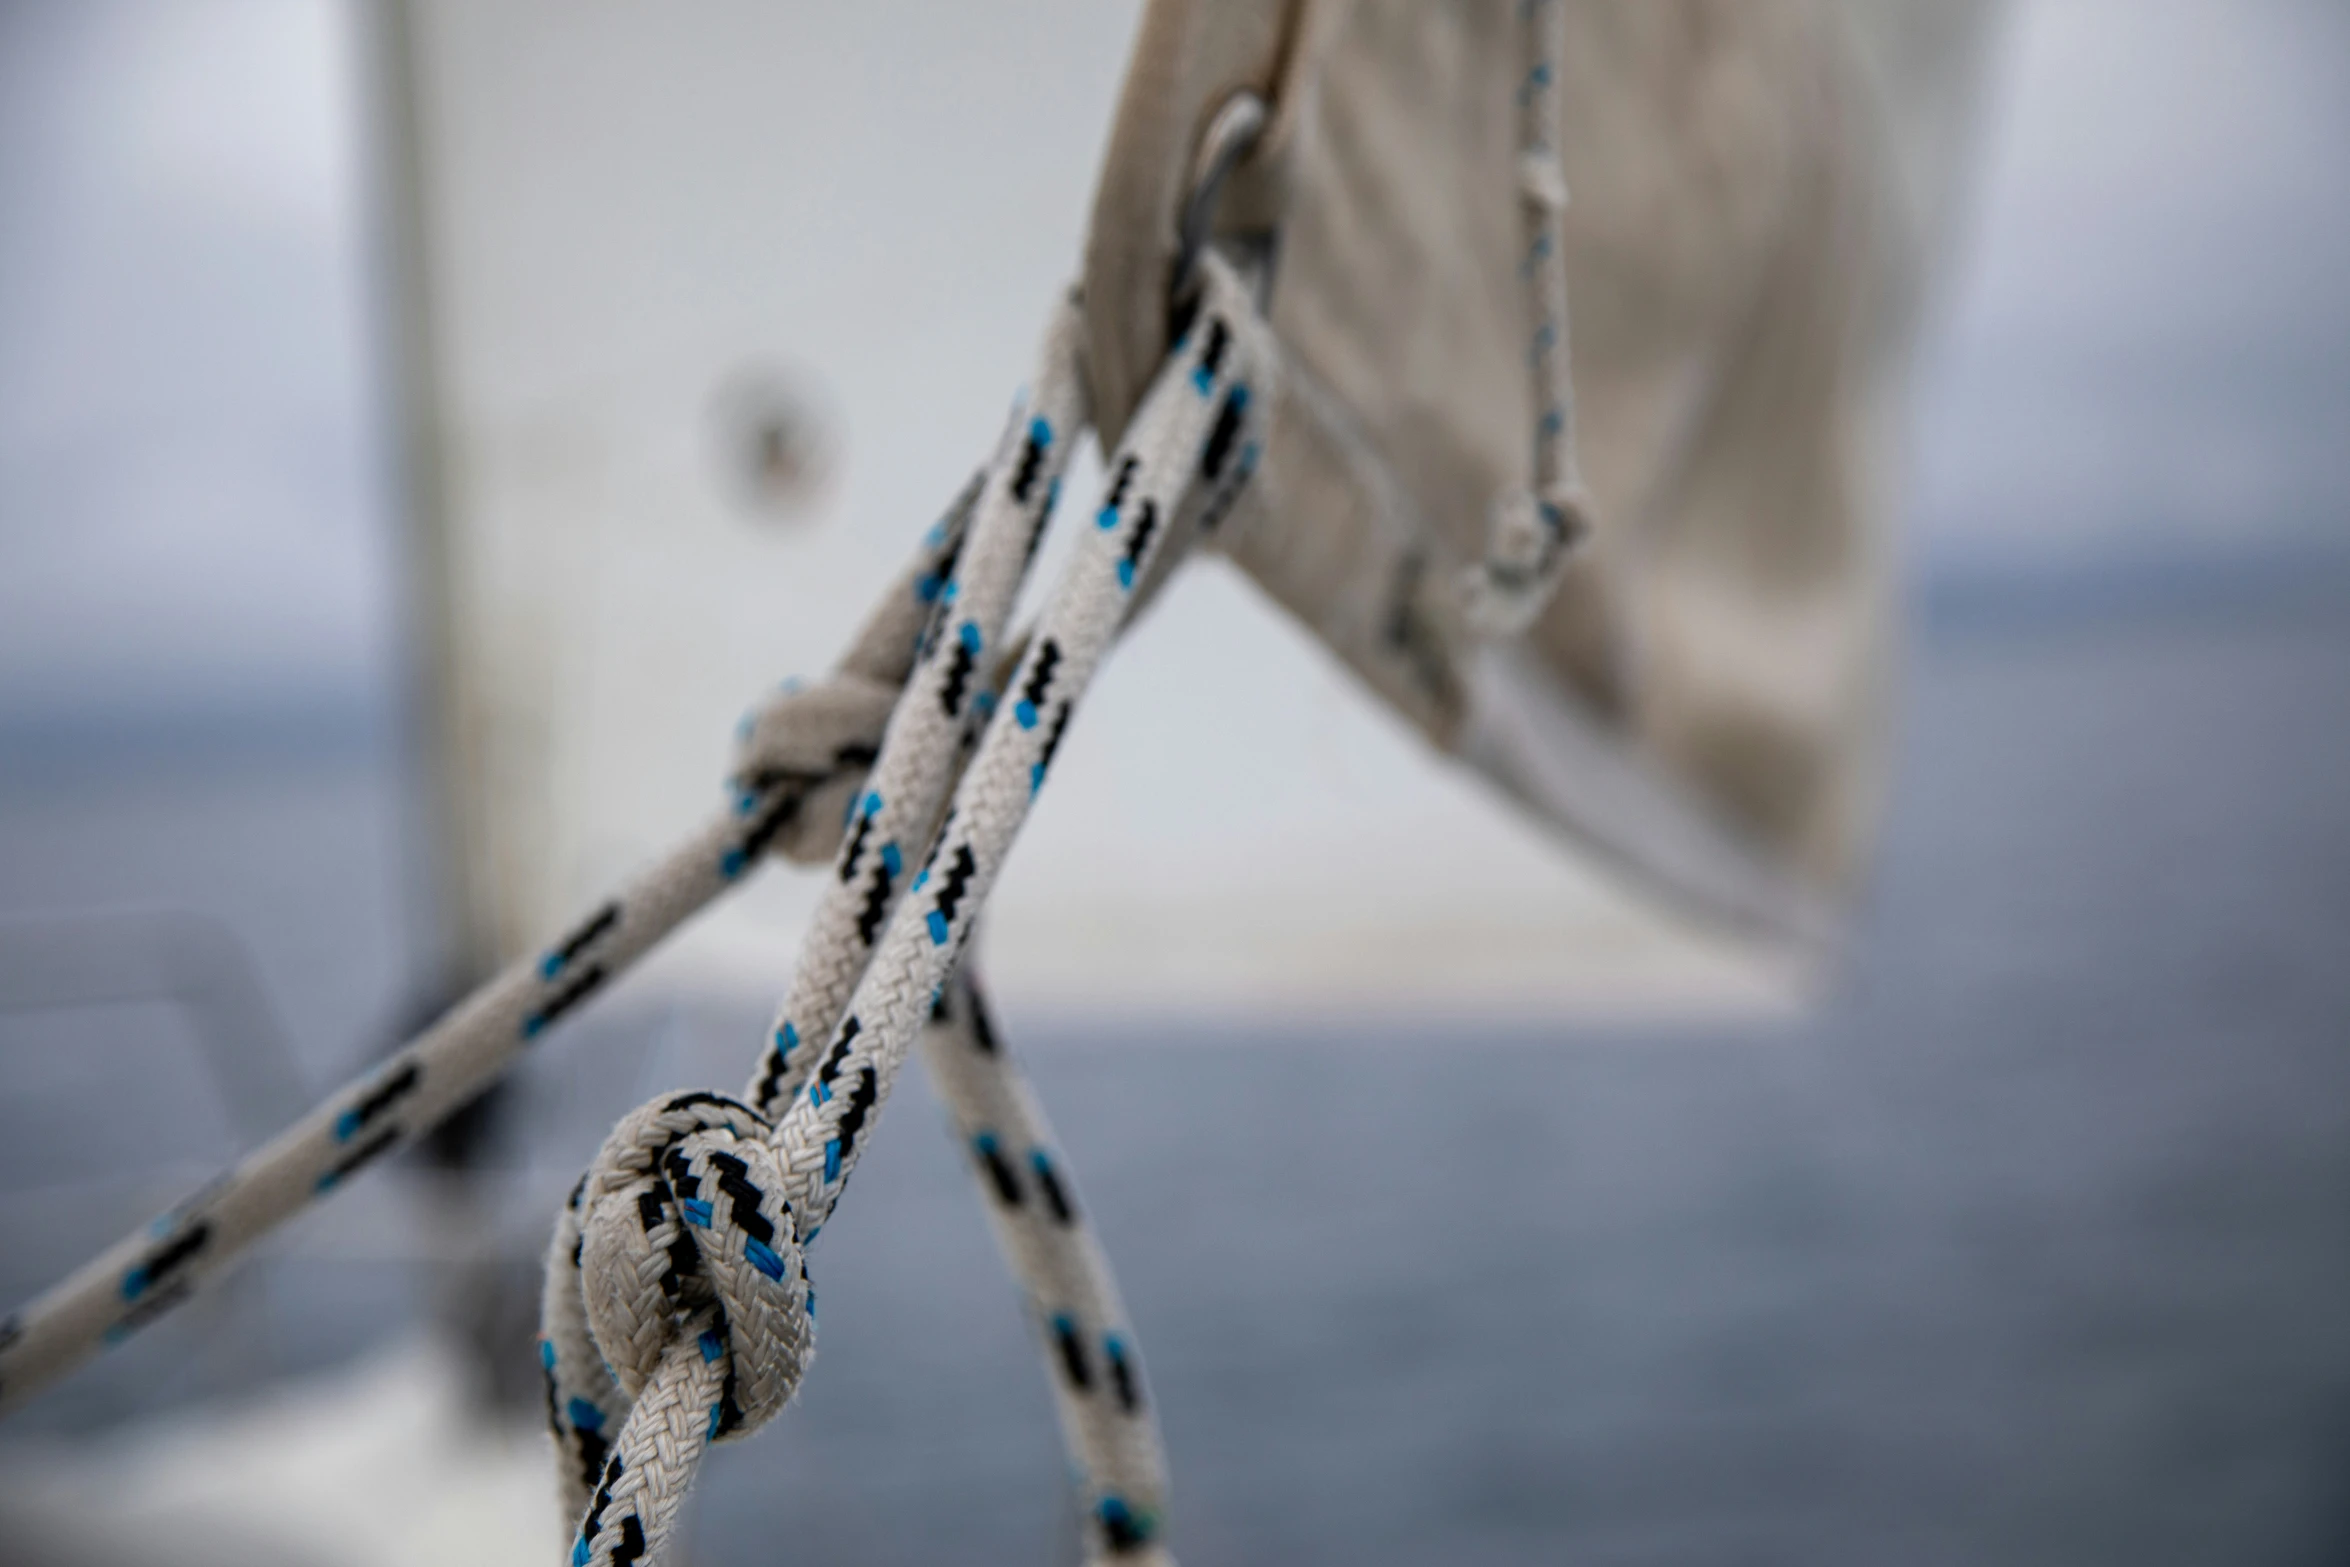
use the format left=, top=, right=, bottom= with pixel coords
left=748, top=291, right=1090, bottom=1124
left=541, top=290, right=1088, bottom=1542
left=921, top=968, right=1172, bottom=1558
left=549, top=253, right=1271, bottom=1567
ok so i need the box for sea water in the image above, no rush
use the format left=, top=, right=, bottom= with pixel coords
left=2, top=601, right=2346, bottom=1565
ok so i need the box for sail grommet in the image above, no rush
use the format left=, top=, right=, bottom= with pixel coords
left=1169, top=89, right=1270, bottom=327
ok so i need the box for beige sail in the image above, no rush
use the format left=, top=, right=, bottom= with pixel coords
left=383, top=0, right=1996, bottom=1017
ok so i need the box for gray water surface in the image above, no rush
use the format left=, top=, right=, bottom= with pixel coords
left=3, top=607, right=2348, bottom=1565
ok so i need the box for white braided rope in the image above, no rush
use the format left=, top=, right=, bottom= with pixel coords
left=539, top=293, right=1089, bottom=1541
left=0, top=515, right=966, bottom=1418
left=921, top=968, right=1170, bottom=1559
left=749, top=291, right=1091, bottom=1122
left=547, top=254, right=1274, bottom=1567
left=1463, top=0, right=1594, bottom=636
left=0, top=261, right=1269, bottom=1567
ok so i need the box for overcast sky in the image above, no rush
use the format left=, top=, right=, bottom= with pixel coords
left=1, top=0, right=2346, bottom=723
left=0, top=0, right=383, bottom=720
left=1908, top=0, right=2350, bottom=568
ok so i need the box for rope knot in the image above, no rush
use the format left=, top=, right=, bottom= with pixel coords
left=730, top=674, right=900, bottom=866
left=543, top=1093, right=816, bottom=1561
left=579, top=1093, right=813, bottom=1430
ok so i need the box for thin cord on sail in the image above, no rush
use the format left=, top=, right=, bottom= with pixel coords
left=1463, top=0, right=1594, bottom=636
